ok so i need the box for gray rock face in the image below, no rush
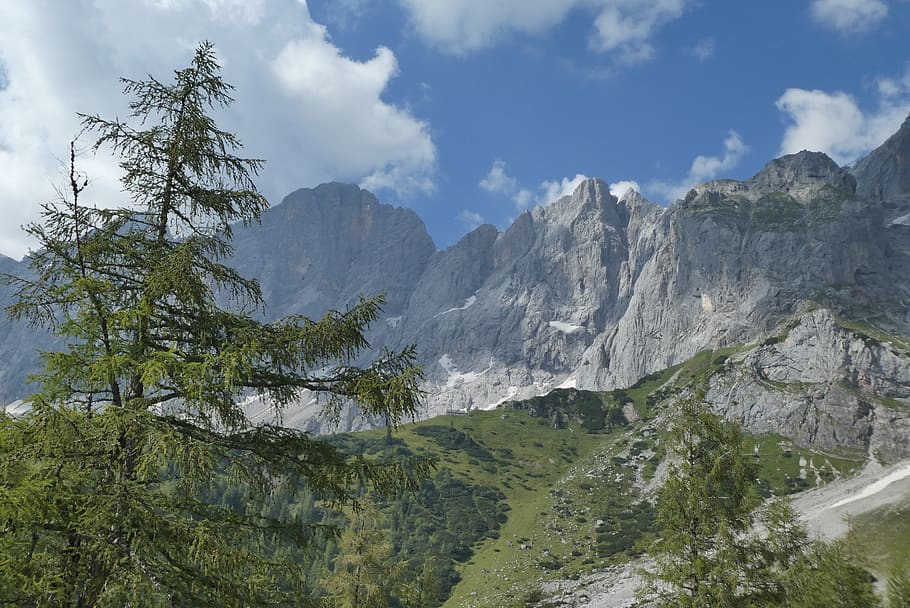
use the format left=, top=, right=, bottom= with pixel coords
left=229, top=182, right=436, bottom=321
left=0, top=254, right=56, bottom=404
left=852, top=114, right=910, bottom=205
left=593, top=152, right=892, bottom=392
left=392, top=178, right=661, bottom=411
left=391, top=140, right=910, bottom=429
left=745, top=151, right=856, bottom=201
left=707, top=308, right=910, bottom=462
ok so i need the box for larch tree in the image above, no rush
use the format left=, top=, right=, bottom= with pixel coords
left=639, top=392, right=881, bottom=608
left=640, top=391, right=760, bottom=608
left=320, top=500, right=407, bottom=608
left=0, top=42, right=429, bottom=607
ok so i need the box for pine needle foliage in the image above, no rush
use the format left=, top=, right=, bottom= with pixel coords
left=0, top=42, right=430, bottom=607
left=639, top=393, right=881, bottom=608
left=641, top=391, right=760, bottom=608
left=320, top=501, right=407, bottom=608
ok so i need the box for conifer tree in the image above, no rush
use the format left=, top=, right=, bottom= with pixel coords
left=639, top=393, right=882, bottom=608
left=641, top=392, right=759, bottom=608
left=321, top=501, right=407, bottom=608
left=0, top=42, right=429, bottom=607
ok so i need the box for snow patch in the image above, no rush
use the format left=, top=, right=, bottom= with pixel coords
left=436, top=295, right=477, bottom=316
left=385, top=316, right=402, bottom=328
left=890, top=212, right=910, bottom=227
left=483, top=386, right=519, bottom=410
left=438, top=354, right=493, bottom=388
left=549, top=320, right=585, bottom=334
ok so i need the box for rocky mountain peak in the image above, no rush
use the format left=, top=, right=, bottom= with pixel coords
left=229, top=182, right=436, bottom=320
left=852, top=112, right=910, bottom=204
left=573, top=177, right=613, bottom=203
left=745, top=150, right=856, bottom=201
left=682, top=179, right=748, bottom=206
left=4, top=115, right=910, bottom=463
left=534, top=178, right=627, bottom=231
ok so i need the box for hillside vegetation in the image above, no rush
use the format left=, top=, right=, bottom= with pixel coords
left=310, top=345, right=872, bottom=607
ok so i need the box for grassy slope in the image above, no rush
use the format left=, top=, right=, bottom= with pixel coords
left=853, top=503, right=910, bottom=580
left=345, top=345, right=868, bottom=607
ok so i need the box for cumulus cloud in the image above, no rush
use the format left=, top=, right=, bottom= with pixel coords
left=776, top=72, right=910, bottom=164
left=398, top=0, right=690, bottom=61
left=689, top=130, right=748, bottom=183
left=398, top=0, right=575, bottom=55
left=457, top=210, right=485, bottom=230
left=688, top=38, right=715, bottom=62
left=0, top=0, right=435, bottom=258
left=513, top=189, right=534, bottom=209
left=270, top=34, right=436, bottom=198
left=590, top=0, right=687, bottom=63
left=810, top=0, right=888, bottom=33
left=609, top=180, right=641, bottom=199
left=648, top=130, right=749, bottom=202
left=479, top=159, right=519, bottom=194
left=323, top=0, right=370, bottom=29
left=479, top=158, right=595, bottom=210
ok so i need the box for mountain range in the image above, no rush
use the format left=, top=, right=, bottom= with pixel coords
left=2, top=115, right=910, bottom=461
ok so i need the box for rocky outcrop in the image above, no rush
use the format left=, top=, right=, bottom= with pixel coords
left=706, top=308, right=910, bottom=462
left=390, top=141, right=909, bottom=422
left=391, top=178, right=660, bottom=411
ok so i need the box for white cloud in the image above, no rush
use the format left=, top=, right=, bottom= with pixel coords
left=160, top=0, right=267, bottom=25
left=398, top=0, right=691, bottom=61
left=513, top=189, right=534, bottom=209
left=609, top=180, right=640, bottom=199
left=810, top=0, right=888, bottom=33
left=688, top=37, right=715, bottom=62
left=270, top=34, right=436, bottom=198
left=323, top=0, right=370, bottom=29
left=689, top=130, right=748, bottom=183
left=479, top=159, right=519, bottom=194
left=590, top=0, right=687, bottom=63
left=0, top=0, right=436, bottom=259
left=776, top=74, right=910, bottom=164
left=398, top=1, right=576, bottom=55
left=458, top=210, right=485, bottom=230
left=648, top=130, right=749, bottom=202
left=479, top=159, right=590, bottom=210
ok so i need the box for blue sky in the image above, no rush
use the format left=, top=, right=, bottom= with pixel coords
left=0, top=0, right=909, bottom=259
